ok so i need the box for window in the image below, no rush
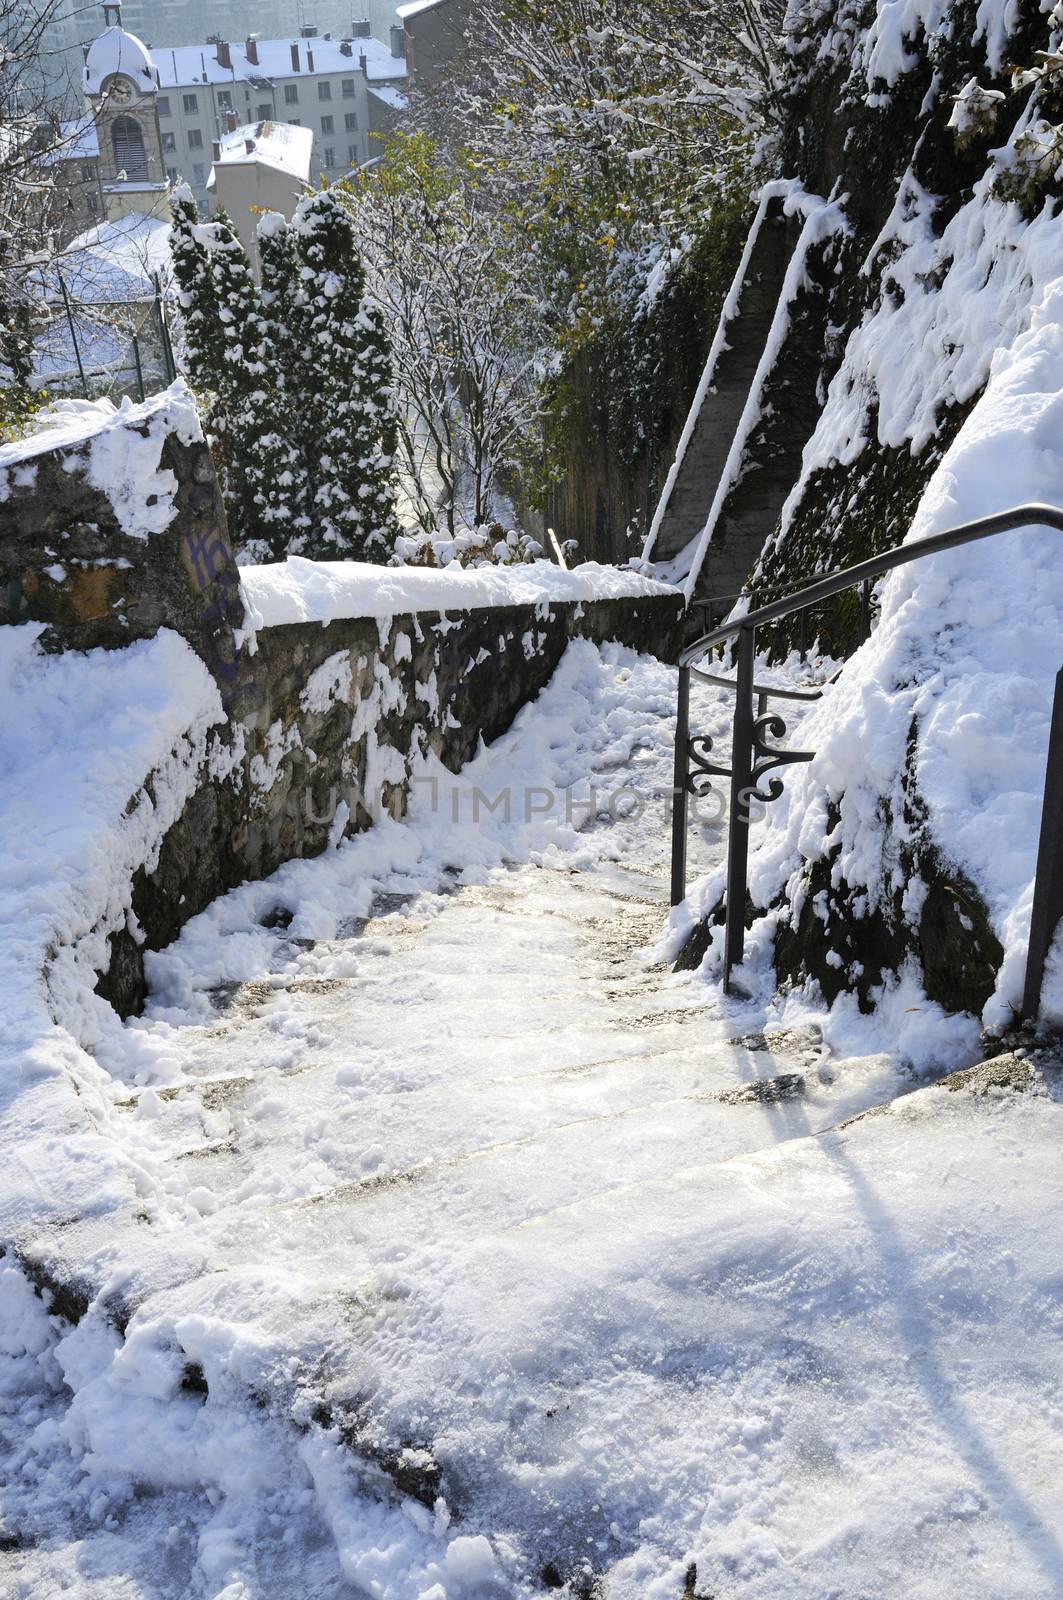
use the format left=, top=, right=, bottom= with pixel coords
left=218, top=89, right=232, bottom=110
left=289, top=118, right=301, bottom=126
left=162, top=131, right=176, bottom=151
left=284, top=83, right=298, bottom=104
left=342, top=78, right=355, bottom=97
left=192, top=162, right=205, bottom=183
left=111, top=114, right=148, bottom=181
left=187, top=128, right=203, bottom=149
left=348, top=142, right=359, bottom=163
left=320, top=114, right=334, bottom=133
left=344, top=111, right=357, bottom=131
left=323, top=146, right=335, bottom=167
left=318, top=81, right=331, bottom=100
left=257, top=102, right=271, bottom=120
left=182, top=92, right=199, bottom=113
left=166, top=165, right=178, bottom=183
left=157, top=95, right=170, bottom=115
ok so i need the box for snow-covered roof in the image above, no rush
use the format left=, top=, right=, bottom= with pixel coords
left=154, top=35, right=406, bottom=89
left=396, top=0, right=450, bottom=18
left=207, top=121, right=313, bottom=188
left=25, top=214, right=172, bottom=307
left=84, top=25, right=158, bottom=96
left=367, top=84, right=407, bottom=111
left=37, top=116, right=100, bottom=166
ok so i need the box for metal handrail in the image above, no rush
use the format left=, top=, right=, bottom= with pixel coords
left=671, top=504, right=1063, bottom=1023
left=692, top=667, right=825, bottom=703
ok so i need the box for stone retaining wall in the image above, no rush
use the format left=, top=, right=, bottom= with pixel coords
left=0, top=397, right=682, bottom=1016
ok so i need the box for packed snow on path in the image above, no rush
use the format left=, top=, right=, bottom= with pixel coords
left=3, top=641, right=1063, bottom=1599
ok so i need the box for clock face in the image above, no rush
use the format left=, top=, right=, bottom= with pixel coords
left=111, top=77, right=134, bottom=103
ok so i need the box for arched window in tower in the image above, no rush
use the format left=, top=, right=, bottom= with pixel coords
left=111, top=115, right=148, bottom=182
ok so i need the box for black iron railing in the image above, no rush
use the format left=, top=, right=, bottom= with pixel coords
left=672, top=504, right=1063, bottom=1022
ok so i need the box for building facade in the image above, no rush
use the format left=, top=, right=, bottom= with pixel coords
left=39, top=2, right=406, bottom=113
left=149, top=28, right=407, bottom=210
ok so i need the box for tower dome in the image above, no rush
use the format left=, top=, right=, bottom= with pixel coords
left=84, top=24, right=157, bottom=99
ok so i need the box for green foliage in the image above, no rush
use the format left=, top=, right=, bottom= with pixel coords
left=169, top=188, right=224, bottom=391
left=168, top=191, right=399, bottom=563
left=0, top=381, right=44, bottom=444
left=534, top=161, right=755, bottom=510
left=290, top=187, right=399, bottom=559
left=397, top=0, right=772, bottom=535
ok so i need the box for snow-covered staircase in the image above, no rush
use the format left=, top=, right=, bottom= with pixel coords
left=6, top=646, right=1063, bottom=1600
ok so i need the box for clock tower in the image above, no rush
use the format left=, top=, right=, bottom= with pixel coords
left=84, top=4, right=169, bottom=223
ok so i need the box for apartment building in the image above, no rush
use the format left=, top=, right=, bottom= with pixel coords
left=151, top=28, right=408, bottom=208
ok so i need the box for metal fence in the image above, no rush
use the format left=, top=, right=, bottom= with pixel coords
left=26, top=269, right=177, bottom=404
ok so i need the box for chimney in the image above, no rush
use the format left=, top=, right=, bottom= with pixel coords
left=353, top=18, right=371, bottom=37
left=212, top=138, right=221, bottom=159
left=245, top=34, right=259, bottom=65
left=300, top=24, right=318, bottom=37
left=245, top=137, right=255, bottom=154
left=390, top=25, right=405, bottom=58
left=340, top=38, right=353, bottom=56
left=290, top=42, right=300, bottom=70
left=358, top=50, right=367, bottom=73
left=214, top=37, right=232, bottom=70
left=307, top=46, right=315, bottom=71
left=225, top=111, right=237, bottom=132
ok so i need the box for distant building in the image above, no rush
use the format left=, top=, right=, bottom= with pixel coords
left=83, top=14, right=171, bottom=225
left=146, top=26, right=407, bottom=209
left=38, top=2, right=406, bottom=105
left=207, top=122, right=314, bottom=266
left=398, top=0, right=469, bottom=92
left=35, top=118, right=104, bottom=243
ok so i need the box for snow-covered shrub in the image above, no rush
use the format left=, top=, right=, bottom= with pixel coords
left=948, top=77, right=1006, bottom=147
left=168, top=187, right=399, bottom=563
left=392, top=522, right=543, bottom=568
left=289, top=187, right=399, bottom=562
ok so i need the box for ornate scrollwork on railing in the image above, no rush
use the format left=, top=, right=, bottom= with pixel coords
left=686, top=733, right=731, bottom=797
left=749, top=711, right=816, bottom=805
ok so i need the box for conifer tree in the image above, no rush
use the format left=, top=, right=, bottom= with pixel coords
left=202, top=209, right=273, bottom=552
left=168, top=186, right=224, bottom=391
left=291, top=187, right=399, bottom=560
left=247, top=211, right=312, bottom=554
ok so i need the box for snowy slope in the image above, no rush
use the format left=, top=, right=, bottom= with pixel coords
left=669, top=0, right=1063, bottom=1036
left=4, top=638, right=1063, bottom=1599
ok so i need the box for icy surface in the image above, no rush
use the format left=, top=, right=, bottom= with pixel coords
left=3, top=637, right=1062, bottom=1597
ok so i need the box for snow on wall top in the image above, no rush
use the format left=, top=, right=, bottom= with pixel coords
left=154, top=34, right=407, bottom=89
left=241, top=558, right=678, bottom=628
left=0, top=383, right=202, bottom=540
left=84, top=25, right=158, bottom=96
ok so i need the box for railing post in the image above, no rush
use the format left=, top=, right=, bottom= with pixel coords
left=1022, top=663, right=1063, bottom=1022
left=723, top=626, right=756, bottom=991
left=131, top=332, right=146, bottom=403
left=670, top=665, right=691, bottom=908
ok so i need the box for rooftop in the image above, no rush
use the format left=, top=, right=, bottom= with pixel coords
left=154, top=34, right=407, bottom=90
left=207, top=120, right=313, bottom=188
left=84, top=25, right=158, bottom=97
left=396, top=0, right=451, bottom=17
